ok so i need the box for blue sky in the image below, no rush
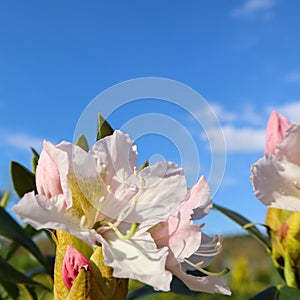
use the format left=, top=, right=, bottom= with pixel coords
left=1, top=0, right=300, bottom=235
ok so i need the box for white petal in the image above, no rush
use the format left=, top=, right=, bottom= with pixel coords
left=276, top=124, right=300, bottom=165
left=91, top=130, right=138, bottom=188
left=12, top=192, right=98, bottom=246
left=101, top=230, right=172, bottom=291
left=170, top=263, right=231, bottom=295
left=251, top=155, right=300, bottom=211
left=113, top=162, right=187, bottom=224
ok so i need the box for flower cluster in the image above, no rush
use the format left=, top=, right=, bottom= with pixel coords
left=13, top=130, right=230, bottom=296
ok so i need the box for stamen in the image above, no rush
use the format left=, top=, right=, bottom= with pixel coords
left=184, top=258, right=229, bottom=277
left=134, top=166, right=138, bottom=175
left=93, top=221, right=139, bottom=240
left=107, top=185, right=112, bottom=193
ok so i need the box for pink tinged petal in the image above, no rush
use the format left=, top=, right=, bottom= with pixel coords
left=62, top=245, right=93, bottom=290
left=36, top=145, right=63, bottom=198
left=169, top=263, right=231, bottom=295
left=276, top=124, right=300, bottom=165
left=251, top=155, right=300, bottom=212
left=188, top=176, right=212, bottom=220
left=101, top=230, right=172, bottom=291
left=265, top=111, right=291, bottom=155
left=12, top=192, right=98, bottom=246
left=168, top=222, right=202, bottom=262
left=91, top=130, right=138, bottom=189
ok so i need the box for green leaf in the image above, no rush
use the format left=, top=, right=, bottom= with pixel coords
left=279, top=285, right=300, bottom=299
left=250, top=286, right=279, bottom=300
left=284, top=252, right=298, bottom=288
left=31, top=148, right=40, bottom=174
left=0, top=207, right=49, bottom=273
left=0, top=280, right=20, bottom=299
left=75, top=134, right=89, bottom=152
left=139, top=160, right=149, bottom=171
left=10, top=161, right=37, bottom=198
left=0, top=256, right=42, bottom=286
left=4, top=224, right=39, bottom=261
left=96, top=113, right=113, bottom=141
left=213, top=203, right=271, bottom=253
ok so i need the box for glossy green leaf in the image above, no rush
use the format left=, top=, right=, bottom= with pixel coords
left=96, top=113, right=113, bottom=141
left=75, top=134, right=89, bottom=151
left=11, top=161, right=37, bottom=198
left=250, top=286, right=278, bottom=300
left=0, top=256, right=42, bottom=286
left=31, top=148, right=40, bottom=174
left=213, top=203, right=271, bottom=252
left=0, top=207, right=49, bottom=273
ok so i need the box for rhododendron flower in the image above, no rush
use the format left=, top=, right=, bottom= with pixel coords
left=62, top=245, right=93, bottom=290
left=149, top=176, right=231, bottom=295
left=251, top=112, right=300, bottom=212
left=13, top=130, right=229, bottom=293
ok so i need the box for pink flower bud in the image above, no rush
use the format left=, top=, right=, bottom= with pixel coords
left=62, top=245, right=93, bottom=290
left=265, top=111, right=291, bottom=155
left=36, top=144, right=63, bottom=198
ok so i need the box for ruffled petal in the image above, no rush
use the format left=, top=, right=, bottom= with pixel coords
left=188, top=176, right=212, bottom=220
left=251, top=155, right=300, bottom=211
left=91, top=130, right=138, bottom=189
left=276, top=124, right=300, bottom=165
left=170, top=263, right=231, bottom=295
left=12, top=192, right=98, bottom=246
left=98, top=161, right=187, bottom=225
left=101, top=230, right=172, bottom=291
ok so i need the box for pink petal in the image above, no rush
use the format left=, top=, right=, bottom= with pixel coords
left=62, top=245, right=93, bottom=290
left=36, top=142, right=63, bottom=198
left=265, top=111, right=291, bottom=155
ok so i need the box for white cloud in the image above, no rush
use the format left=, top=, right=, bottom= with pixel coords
left=209, top=102, right=264, bottom=126
left=210, top=103, right=237, bottom=122
left=231, top=0, right=276, bottom=17
left=284, top=71, right=300, bottom=84
left=267, top=101, right=300, bottom=123
left=205, top=125, right=265, bottom=152
left=3, top=132, right=43, bottom=151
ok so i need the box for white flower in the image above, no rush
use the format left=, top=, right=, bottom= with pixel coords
left=13, top=130, right=187, bottom=291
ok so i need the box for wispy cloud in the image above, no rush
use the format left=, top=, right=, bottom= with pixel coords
left=231, top=0, right=276, bottom=18
left=211, top=102, right=264, bottom=126
left=267, top=101, right=300, bottom=123
left=1, top=132, right=43, bottom=151
left=284, top=71, right=300, bottom=84
left=206, top=125, right=265, bottom=152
